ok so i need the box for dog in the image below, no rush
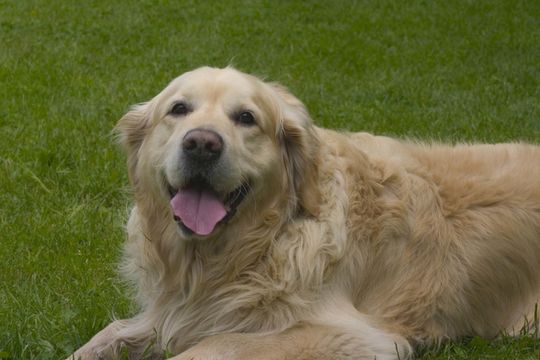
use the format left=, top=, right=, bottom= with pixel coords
left=68, top=67, right=540, bottom=360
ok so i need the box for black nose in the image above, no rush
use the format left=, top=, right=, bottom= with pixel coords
left=182, top=129, right=224, bottom=162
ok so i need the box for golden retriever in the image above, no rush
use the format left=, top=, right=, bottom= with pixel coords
left=69, top=67, right=540, bottom=360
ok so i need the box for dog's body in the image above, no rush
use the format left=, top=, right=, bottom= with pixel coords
left=69, top=67, right=540, bottom=360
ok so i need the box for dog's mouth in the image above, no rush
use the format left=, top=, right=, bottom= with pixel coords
left=168, top=179, right=250, bottom=237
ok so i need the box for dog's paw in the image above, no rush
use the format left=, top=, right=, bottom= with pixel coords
left=65, top=347, right=105, bottom=360
left=66, top=340, right=123, bottom=360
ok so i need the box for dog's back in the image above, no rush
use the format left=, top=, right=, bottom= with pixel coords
left=343, top=131, right=540, bottom=341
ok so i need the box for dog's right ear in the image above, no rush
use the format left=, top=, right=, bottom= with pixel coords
left=115, top=102, right=153, bottom=186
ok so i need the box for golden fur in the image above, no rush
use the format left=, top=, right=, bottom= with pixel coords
left=69, top=67, right=540, bottom=360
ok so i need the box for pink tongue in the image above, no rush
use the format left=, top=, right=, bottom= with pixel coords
left=170, top=186, right=227, bottom=236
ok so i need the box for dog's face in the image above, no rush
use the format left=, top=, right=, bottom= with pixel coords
left=117, top=67, right=318, bottom=239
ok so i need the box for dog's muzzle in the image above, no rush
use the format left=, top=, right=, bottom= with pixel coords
left=167, top=128, right=249, bottom=237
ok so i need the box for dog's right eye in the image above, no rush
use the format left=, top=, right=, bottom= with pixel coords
left=170, top=102, right=191, bottom=116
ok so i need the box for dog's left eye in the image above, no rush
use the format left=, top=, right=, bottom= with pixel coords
left=236, top=111, right=256, bottom=126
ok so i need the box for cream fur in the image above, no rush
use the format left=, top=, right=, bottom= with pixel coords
left=68, top=67, right=540, bottom=360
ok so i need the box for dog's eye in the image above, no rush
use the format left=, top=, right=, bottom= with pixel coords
left=236, top=111, right=256, bottom=126
left=170, top=102, right=190, bottom=116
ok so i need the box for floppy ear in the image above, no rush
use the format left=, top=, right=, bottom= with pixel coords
left=115, top=102, right=153, bottom=187
left=272, top=84, right=321, bottom=218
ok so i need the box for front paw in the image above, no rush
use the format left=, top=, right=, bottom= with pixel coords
left=66, top=344, right=116, bottom=360
left=66, top=320, right=132, bottom=360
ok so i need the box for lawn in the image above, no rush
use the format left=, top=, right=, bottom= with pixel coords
left=1, top=0, right=539, bottom=359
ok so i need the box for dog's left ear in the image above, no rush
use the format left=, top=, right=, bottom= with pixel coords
left=271, top=84, right=321, bottom=217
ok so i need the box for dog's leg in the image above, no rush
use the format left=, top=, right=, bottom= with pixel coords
left=168, top=324, right=409, bottom=360
left=66, top=319, right=158, bottom=360
left=168, top=307, right=411, bottom=360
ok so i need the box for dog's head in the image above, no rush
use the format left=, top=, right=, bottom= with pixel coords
left=117, top=67, right=319, bottom=239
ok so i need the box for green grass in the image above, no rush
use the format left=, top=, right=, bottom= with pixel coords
left=1, top=0, right=539, bottom=359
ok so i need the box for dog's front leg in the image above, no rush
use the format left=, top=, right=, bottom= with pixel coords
left=168, top=322, right=411, bottom=360
left=66, top=319, right=157, bottom=360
